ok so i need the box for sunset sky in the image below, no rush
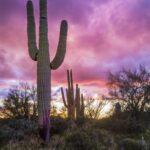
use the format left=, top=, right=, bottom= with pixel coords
left=0, top=0, right=150, bottom=99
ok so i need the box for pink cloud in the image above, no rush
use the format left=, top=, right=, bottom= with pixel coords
left=0, top=0, right=150, bottom=97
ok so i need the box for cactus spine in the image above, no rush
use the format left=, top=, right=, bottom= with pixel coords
left=26, top=0, right=68, bottom=142
left=61, top=70, right=84, bottom=120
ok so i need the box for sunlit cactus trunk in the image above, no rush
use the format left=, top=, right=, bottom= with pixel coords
left=26, top=0, right=68, bottom=142
left=75, top=84, right=81, bottom=119
left=37, top=50, right=51, bottom=141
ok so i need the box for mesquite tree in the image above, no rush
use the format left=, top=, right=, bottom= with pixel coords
left=3, top=83, right=37, bottom=119
left=107, top=65, right=150, bottom=118
left=26, top=0, right=68, bottom=142
left=61, top=70, right=84, bottom=120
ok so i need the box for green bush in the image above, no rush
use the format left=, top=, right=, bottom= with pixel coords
left=1, top=136, right=42, bottom=150
left=7, top=119, right=38, bottom=134
left=50, top=117, right=68, bottom=136
left=94, top=117, right=145, bottom=134
left=0, top=128, right=24, bottom=147
left=0, top=117, right=149, bottom=149
left=0, top=118, right=38, bottom=148
left=65, top=128, right=113, bottom=150
left=0, top=128, right=13, bottom=146
left=119, top=138, right=148, bottom=150
left=65, top=129, right=94, bottom=150
left=49, top=135, right=65, bottom=150
left=75, top=117, right=86, bottom=126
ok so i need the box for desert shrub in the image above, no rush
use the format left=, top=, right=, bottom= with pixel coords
left=106, top=65, right=150, bottom=119
left=110, top=119, right=144, bottom=133
left=3, top=82, right=37, bottom=119
left=94, top=117, right=145, bottom=134
left=0, top=128, right=13, bottom=146
left=144, top=130, right=150, bottom=142
left=6, top=119, right=38, bottom=135
left=85, top=98, right=109, bottom=119
left=119, top=138, right=148, bottom=150
left=75, top=117, right=86, bottom=126
left=0, top=128, right=24, bottom=147
left=49, top=135, right=65, bottom=150
left=0, top=118, right=38, bottom=147
left=50, top=117, right=68, bottom=135
left=2, top=136, right=42, bottom=150
left=65, top=128, right=114, bottom=150
left=65, top=129, right=94, bottom=150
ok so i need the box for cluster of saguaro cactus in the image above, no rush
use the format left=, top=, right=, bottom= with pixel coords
left=26, top=0, right=68, bottom=142
left=61, top=70, right=85, bottom=120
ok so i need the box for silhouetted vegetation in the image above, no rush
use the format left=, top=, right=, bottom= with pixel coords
left=3, top=83, right=37, bottom=119
left=0, top=66, right=149, bottom=149
left=0, top=116, right=149, bottom=149
left=107, top=65, right=150, bottom=119
left=85, top=98, right=110, bottom=119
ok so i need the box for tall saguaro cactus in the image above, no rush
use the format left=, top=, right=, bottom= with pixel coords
left=26, top=0, right=68, bottom=142
left=61, top=70, right=84, bottom=120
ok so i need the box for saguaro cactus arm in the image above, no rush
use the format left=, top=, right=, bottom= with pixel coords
left=27, top=0, right=38, bottom=61
left=50, top=20, right=68, bottom=70
left=81, top=94, right=84, bottom=109
left=70, top=70, right=73, bottom=90
left=80, top=93, right=85, bottom=117
left=70, top=70, right=74, bottom=96
left=67, top=70, right=71, bottom=90
left=61, top=87, right=68, bottom=108
left=68, top=70, right=75, bottom=105
left=75, top=84, right=80, bottom=104
left=39, top=0, right=49, bottom=48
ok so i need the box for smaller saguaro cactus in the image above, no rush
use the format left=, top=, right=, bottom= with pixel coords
left=61, top=70, right=85, bottom=120
left=61, top=70, right=75, bottom=120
